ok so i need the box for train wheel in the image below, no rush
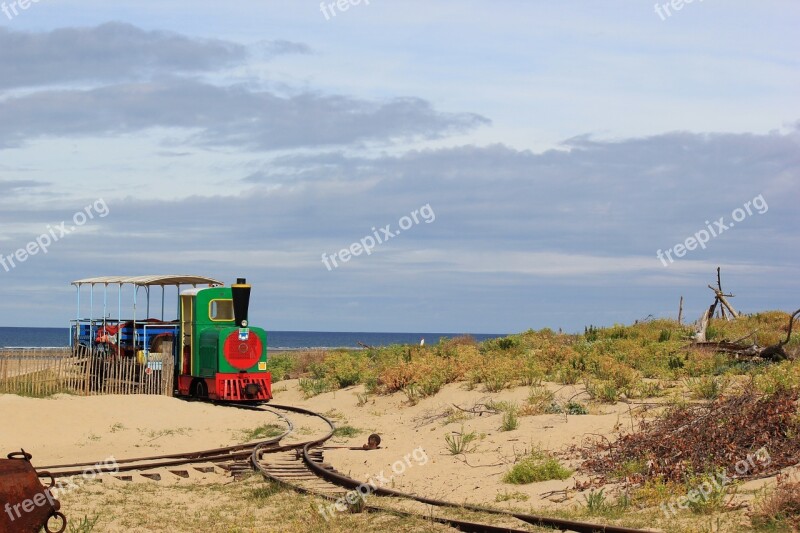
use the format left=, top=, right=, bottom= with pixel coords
left=194, top=380, right=208, bottom=399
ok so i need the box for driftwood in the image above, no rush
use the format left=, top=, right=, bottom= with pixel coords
left=694, top=340, right=759, bottom=356
left=692, top=270, right=796, bottom=360
left=693, top=309, right=800, bottom=361
left=707, top=285, right=740, bottom=319
left=695, top=308, right=711, bottom=342
left=758, top=309, right=800, bottom=361
left=695, top=268, right=738, bottom=341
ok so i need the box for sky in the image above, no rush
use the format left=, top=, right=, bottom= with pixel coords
left=0, top=1, right=798, bottom=333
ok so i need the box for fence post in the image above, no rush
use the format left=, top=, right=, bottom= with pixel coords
left=161, top=341, right=173, bottom=396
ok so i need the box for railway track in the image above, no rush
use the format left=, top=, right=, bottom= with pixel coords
left=35, top=403, right=652, bottom=533
left=36, top=405, right=297, bottom=480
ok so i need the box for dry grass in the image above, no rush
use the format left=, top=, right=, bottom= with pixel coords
left=751, top=476, right=800, bottom=531
left=58, top=477, right=459, bottom=533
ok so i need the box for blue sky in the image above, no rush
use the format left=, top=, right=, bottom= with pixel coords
left=0, top=1, right=798, bottom=333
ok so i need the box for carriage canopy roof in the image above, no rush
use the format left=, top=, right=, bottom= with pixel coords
left=71, top=275, right=223, bottom=287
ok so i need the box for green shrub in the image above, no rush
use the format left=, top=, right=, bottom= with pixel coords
left=247, top=481, right=284, bottom=500
left=668, top=355, right=685, bottom=370
left=483, top=367, right=514, bottom=392
left=402, top=383, right=421, bottom=405
left=503, top=450, right=573, bottom=484
left=299, top=378, right=331, bottom=398
left=417, top=373, right=445, bottom=397
left=519, top=357, right=544, bottom=386
left=239, top=424, right=285, bottom=441
left=325, top=352, right=365, bottom=388
left=333, top=425, right=362, bottom=438
left=495, top=491, right=530, bottom=502
left=584, top=489, right=608, bottom=514
left=687, top=375, right=730, bottom=400
left=265, top=354, right=295, bottom=382
left=555, top=365, right=581, bottom=385
left=540, top=399, right=588, bottom=415
left=483, top=336, right=520, bottom=352
left=501, top=409, right=519, bottom=431
left=637, top=381, right=665, bottom=398
left=526, top=386, right=554, bottom=414
left=614, top=459, right=647, bottom=479
left=685, top=471, right=730, bottom=514
left=564, top=400, right=588, bottom=415
left=584, top=379, right=619, bottom=403
left=68, top=515, right=101, bottom=533
left=445, top=425, right=478, bottom=454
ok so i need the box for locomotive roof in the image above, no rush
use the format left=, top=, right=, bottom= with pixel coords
left=71, top=275, right=223, bottom=287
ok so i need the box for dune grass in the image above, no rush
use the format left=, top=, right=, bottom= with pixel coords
left=283, top=311, right=799, bottom=400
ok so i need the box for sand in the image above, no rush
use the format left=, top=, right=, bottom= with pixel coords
left=0, top=394, right=284, bottom=466
left=278, top=380, right=629, bottom=509
left=2, top=379, right=764, bottom=520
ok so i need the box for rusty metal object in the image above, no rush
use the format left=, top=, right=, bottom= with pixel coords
left=1, top=450, right=66, bottom=533
left=363, top=433, right=381, bottom=450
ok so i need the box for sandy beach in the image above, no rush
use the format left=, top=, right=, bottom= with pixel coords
left=0, top=379, right=645, bottom=512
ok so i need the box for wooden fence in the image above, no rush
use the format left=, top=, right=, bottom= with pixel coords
left=0, top=344, right=174, bottom=397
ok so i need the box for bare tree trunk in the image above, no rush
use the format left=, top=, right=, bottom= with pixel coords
left=678, top=296, right=684, bottom=325
left=696, top=308, right=710, bottom=342
left=708, top=298, right=719, bottom=322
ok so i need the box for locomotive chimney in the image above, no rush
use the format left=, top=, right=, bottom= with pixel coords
left=231, top=277, right=251, bottom=328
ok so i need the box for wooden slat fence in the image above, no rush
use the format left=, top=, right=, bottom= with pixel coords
left=0, top=344, right=174, bottom=397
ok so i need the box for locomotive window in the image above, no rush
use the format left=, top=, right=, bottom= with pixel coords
left=209, top=299, right=235, bottom=321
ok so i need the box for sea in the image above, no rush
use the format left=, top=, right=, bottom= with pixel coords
left=0, top=327, right=506, bottom=350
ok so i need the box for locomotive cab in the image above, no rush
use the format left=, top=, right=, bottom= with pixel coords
left=177, top=279, right=271, bottom=401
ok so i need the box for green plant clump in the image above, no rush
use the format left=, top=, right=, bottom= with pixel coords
left=240, top=424, right=285, bottom=441
left=503, top=451, right=573, bottom=484
left=500, top=409, right=519, bottom=431
left=445, top=426, right=479, bottom=455
left=333, top=425, right=363, bottom=438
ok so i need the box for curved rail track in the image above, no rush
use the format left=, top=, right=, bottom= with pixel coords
left=36, top=403, right=651, bottom=533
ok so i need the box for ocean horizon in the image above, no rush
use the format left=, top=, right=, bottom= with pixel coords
left=0, top=327, right=507, bottom=350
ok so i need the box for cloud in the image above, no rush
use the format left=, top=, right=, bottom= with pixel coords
left=4, top=125, right=796, bottom=271
left=0, top=179, right=48, bottom=195
left=0, top=80, right=489, bottom=150
left=243, top=126, right=799, bottom=260
left=256, top=39, right=312, bottom=58
left=0, top=23, right=485, bottom=151
left=0, top=22, right=282, bottom=90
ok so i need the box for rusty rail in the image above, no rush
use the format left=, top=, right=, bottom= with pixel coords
left=298, top=442, right=652, bottom=533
